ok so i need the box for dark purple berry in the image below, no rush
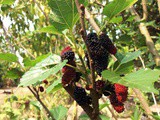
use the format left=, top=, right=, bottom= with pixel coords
left=43, top=79, right=48, bottom=85
left=39, top=86, right=44, bottom=92
left=80, top=4, right=85, bottom=11
left=95, top=80, right=105, bottom=92
left=99, top=33, right=117, bottom=55
left=73, top=86, right=89, bottom=105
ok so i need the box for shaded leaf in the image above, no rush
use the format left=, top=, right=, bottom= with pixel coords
left=38, top=26, right=61, bottom=35
left=50, top=105, right=68, bottom=120
left=6, top=68, right=23, bottom=79
left=120, top=51, right=141, bottom=65
left=115, top=61, right=134, bottom=74
left=0, top=53, right=18, bottom=62
left=102, top=70, right=121, bottom=83
left=103, top=0, right=138, bottom=20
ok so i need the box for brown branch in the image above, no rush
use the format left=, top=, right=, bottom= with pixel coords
left=157, top=0, right=160, bottom=14
left=133, top=89, right=152, bottom=116
left=28, top=86, right=55, bottom=120
left=129, top=7, right=160, bottom=66
left=85, top=9, right=101, bottom=33
left=142, top=0, right=148, bottom=20
left=75, top=1, right=100, bottom=119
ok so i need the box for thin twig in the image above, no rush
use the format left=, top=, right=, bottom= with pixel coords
left=28, top=86, right=55, bottom=120
left=17, top=41, right=36, bottom=59
left=157, top=0, right=160, bottom=14
left=133, top=88, right=152, bottom=116
left=141, top=0, right=148, bottom=20
left=85, top=9, right=101, bottom=33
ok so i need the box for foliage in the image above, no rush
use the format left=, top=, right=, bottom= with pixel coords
left=0, top=0, right=160, bottom=119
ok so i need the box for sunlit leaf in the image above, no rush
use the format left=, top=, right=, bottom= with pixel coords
left=103, top=0, right=138, bottom=20
left=0, top=53, right=18, bottom=62
left=48, top=0, right=87, bottom=34
left=19, top=54, right=66, bottom=87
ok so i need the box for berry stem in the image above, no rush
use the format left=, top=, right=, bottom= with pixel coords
left=70, top=31, right=90, bottom=84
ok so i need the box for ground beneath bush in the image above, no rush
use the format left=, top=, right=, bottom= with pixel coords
left=0, top=87, right=31, bottom=105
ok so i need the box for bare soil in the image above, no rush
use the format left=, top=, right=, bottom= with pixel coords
left=0, top=87, right=32, bottom=105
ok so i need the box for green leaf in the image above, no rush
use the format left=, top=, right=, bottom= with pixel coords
left=103, top=0, right=138, bottom=20
left=0, top=0, right=15, bottom=5
left=131, top=106, right=141, bottom=120
left=109, top=16, right=123, bottom=23
left=0, top=53, right=18, bottom=62
left=46, top=78, right=62, bottom=93
left=99, top=102, right=109, bottom=110
left=48, top=0, right=86, bottom=34
left=152, top=115, right=160, bottom=120
left=37, top=26, right=62, bottom=35
left=23, top=53, right=51, bottom=67
left=120, top=51, right=141, bottom=65
left=102, top=70, right=121, bottom=83
left=50, top=105, right=68, bottom=120
left=30, top=101, right=42, bottom=111
left=102, top=69, right=160, bottom=94
left=115, top=61, right=134, bottom=74
left=19, top=54, right=66, bottom=87
left=119, top=69, right=159, bottom=94
left=6, top=68, right=23, bottom=79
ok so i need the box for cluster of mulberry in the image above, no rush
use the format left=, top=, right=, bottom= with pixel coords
left=95, top=80, right=128, bottom=113
left=73, top=86, right=92, bottom=105
left=61, top=46, right=82, bottom=86
left=85, top=32, right=117, bottom=75
left=109, top=83, right=128, bottom=113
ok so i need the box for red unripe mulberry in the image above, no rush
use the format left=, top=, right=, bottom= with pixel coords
left=112, top=102, right=124, bottom=113
left=114, top=83, right=128, bottom=94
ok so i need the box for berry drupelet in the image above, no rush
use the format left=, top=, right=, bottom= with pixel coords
left=108, top=83, right=128, bottom=113
left=99, top=33, right=117, bottom=55
left=73, top=86, right=92, bottom=105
